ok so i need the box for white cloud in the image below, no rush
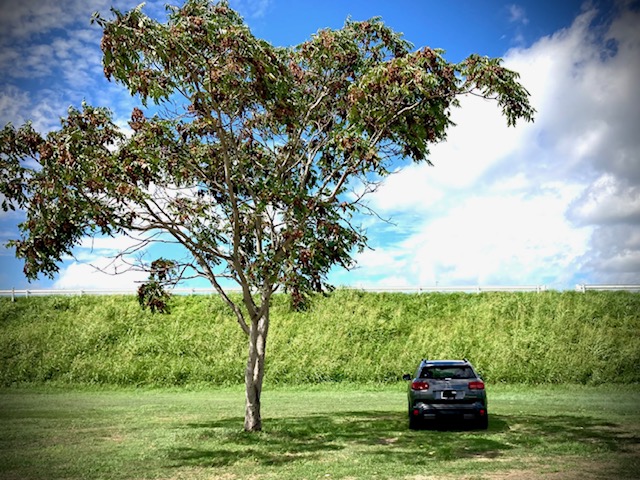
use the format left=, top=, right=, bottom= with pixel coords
left=52, top=258, right=148, bottom=290
left=0, top=0, right=153, bottom=137
left=569, top=174, right=640, bottom=225
left=366, top=164, right=443, bottom=213
left=0, top=86, right=30, bottom=126
left=343, top=3, right=640, bottom=288
left=52, top=233, right=151, bottom=289
left=77, top=234, right=143, bottom=256
left=0, top=1, right=90, bottom=40
left=420, top=192, right=588, bottom=285
left=0, top=85, right=75, bottom=134
left=354, top=187, right=589, bottom=288
left=366, top=92, right=533, bottom=215
left=507, top=4, right=529, bottom=25
left=0, top=0, right=165, bottom=41
left=0, top=7, right=106, bottom=89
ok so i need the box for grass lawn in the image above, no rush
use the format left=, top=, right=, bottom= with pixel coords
left=0, top=384, right=638, bottom=479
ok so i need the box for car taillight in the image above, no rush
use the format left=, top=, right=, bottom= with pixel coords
left=411, top=381, right=429, bottom=391
left=468, top=381, right=485, bottom=390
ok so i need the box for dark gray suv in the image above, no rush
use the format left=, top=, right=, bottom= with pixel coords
left=403, top=359, right=488, bottom=430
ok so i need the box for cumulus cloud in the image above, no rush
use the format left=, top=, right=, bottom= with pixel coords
left=52, top=258, right=148, bottom=290
left=52, top=234, right=152, bottom=290
left=0, top=0, right=173, bottom=291
left=0, top=86, right=30, bottom=125
left=569, top=175, right=640, bottom=225
left=0, top=84, right=96, bottom=137
left=0, top=0, right=158, bottom=134
left=346, top=3, right=640, bottom=288
left=354, top=187, right=589, bottom=288
left=0, top=1, right=134, bottom=92
left=0, top=0, right=162, bottom=40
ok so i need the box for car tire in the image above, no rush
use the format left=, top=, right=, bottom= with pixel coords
left=409, top=413, right=421, bottom=430
left=477, top=414, right=489, bottom=430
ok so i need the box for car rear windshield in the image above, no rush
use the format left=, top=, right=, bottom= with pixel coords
left=420, top=366, right=475, bottom=379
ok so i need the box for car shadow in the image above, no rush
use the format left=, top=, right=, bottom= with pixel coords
left=165, top=411, right=637, bottom=469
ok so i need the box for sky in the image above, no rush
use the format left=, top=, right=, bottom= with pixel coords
left=0, top=0, right=639, bottom=292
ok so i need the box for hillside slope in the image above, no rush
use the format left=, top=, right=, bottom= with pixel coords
left=1, top=290, right=638, bottom=386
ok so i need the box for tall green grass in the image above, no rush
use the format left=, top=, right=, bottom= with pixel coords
left=1, top=290, right=638, bottom=386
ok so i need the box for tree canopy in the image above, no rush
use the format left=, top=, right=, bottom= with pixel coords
left=0, top=0, right=534, bottom=431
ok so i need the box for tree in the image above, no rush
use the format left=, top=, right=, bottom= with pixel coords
left=0, top=0, right=534, bottom=431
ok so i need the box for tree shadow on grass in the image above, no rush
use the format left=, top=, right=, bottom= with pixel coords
left=166, top=411, right=639, bottom=470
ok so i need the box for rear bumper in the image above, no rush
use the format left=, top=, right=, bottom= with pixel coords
left=411, top=401, right=487, bottom=421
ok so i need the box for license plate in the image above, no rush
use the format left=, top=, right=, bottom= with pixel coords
left=441, top=390, right=457, bottom=399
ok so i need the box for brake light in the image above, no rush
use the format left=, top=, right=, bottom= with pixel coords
left=468, top=381, right=485, bottom=390
left=411, top=381, right=429, bottom=391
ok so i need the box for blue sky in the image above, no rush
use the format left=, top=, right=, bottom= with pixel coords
left=1, top=0, right=639, bottom=291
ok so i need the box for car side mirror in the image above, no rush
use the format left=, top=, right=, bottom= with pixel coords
left=402, top=374, right=412, bottom=381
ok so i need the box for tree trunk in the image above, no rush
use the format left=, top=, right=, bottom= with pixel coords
left=244, top=307, right=269, bottom=432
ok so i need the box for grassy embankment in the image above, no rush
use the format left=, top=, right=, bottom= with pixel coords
left=1, top=290, right=638, bottom=387
left=1, top=384, right=639, bottom=479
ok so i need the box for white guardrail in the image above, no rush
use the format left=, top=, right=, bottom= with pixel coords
left=574, top=284, right=640, bottom=293
left=0, top=285, right=544, bottom=299
left=1, top=284, right=637, bottom=301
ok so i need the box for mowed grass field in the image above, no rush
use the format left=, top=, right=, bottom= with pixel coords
left=1, top=384, right=639, bottom=480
